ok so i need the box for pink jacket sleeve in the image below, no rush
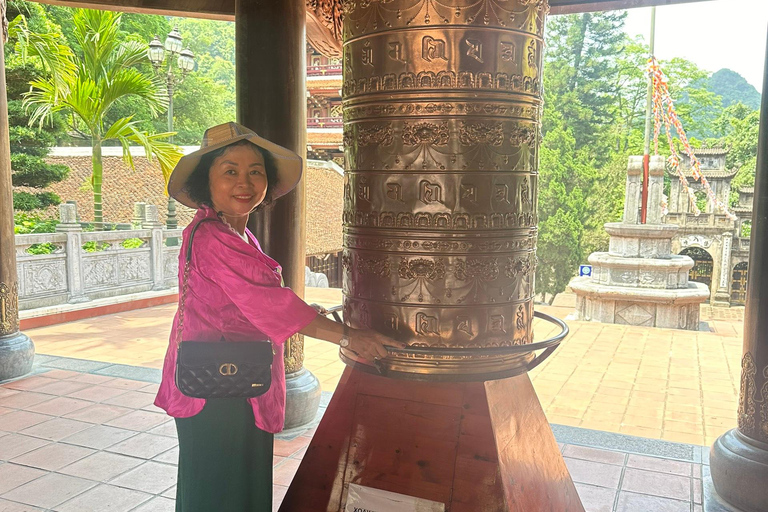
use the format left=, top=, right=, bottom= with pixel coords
left=191, top=222, right=318, bottom=345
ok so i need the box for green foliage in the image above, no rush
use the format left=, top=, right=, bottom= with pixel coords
left=543, top=12, right=627, bottom=162
left=535, top=14, right=758, bottom=303
left=741, top=221, right=752, bottom=238
left=6, top=2, right=70, bottom=214
left=11, top=154, right=69, bottom=188
left=13, top=211, right=59, bottom=233
left=21, top=8, right=183, bottom=224
left=12, top=191, right=42, bottom=210
left=708, top=69, right=761, bottom=110
left=121, top=238, right=144, bottom=249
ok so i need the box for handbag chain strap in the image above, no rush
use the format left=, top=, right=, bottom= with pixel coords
left=175, top=218, right=218, bottom=351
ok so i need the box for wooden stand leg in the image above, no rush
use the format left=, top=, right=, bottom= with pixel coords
left=280, top=367, right=584, bottom=512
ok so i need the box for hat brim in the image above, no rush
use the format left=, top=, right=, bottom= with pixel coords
left=167, top=133, right=303, bottom=209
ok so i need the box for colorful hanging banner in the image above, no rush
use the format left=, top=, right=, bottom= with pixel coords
left=647, top=57, right=737, bottom=221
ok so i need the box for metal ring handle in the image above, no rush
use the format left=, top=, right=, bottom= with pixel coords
left=317, top=307, right=568, bottom=359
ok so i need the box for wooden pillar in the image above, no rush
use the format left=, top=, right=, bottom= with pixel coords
left=0, top=5, right=34, bottom=381
left=235, top=0, right=320, bottom=429
left=709, top=31, right=768, bottom=512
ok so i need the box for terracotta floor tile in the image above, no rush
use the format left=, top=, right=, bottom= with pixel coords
left=562, top=445, right=625, bottom=466
left=101, top=379, right=154, bottom=391
left=0, top=434, right=51, bottom=460
left=25, top=397, right=92, bottom=417
left=68, top=374, right=116, bottom=385
left=1, top=377, right=58, bottom=392
left=0, top=411, right=53, bottom=432
left=10, top=442, right=94, bottom=471
left=574, top=483, right=617, bottom=512
left=101, top=391, right=157, bottom=409
left=273, top=458, right=302, bottom=486
left=62, top=403, right=133, bottom=424
left=55, top=484, right=152, bottom=512
left=30, top=381, right=92, bottom=397
left=564, top=457, right=622, bottom=489
left=153, top=446, right=179, bottom=465
left=0, top=463, right=47, bottom=495
left=40, top=370, right=82, bottom=380
left=620, top=414, right=663, bottom=430
left=106, top=432, right=177, bottom=459
left=146, top=421, right=177, bottom=438
left=626, top=455, right=692, bottom=477
left=109, top=461, right=177, bottom=495
left=60, top=424, right=138, bottom=450
left=59, top=451, right=144, bottom=482
left=66, top=385, right=128, bottom=403
left=661, top=431, right=705, bottom=445
left=619, top=426, right=662, bottom=439
left=105, top=410, right=168, bottom=431
left=274, top=436, right=311, bottom=457
left=664, top=420, right=704, bottom=435
left=0, top=473, right=96, bottom=509
left=615, top=487, right=689, bottom=509
left=621, top=468, right=690, bottom=501
left=19, top=418, right=91, bottom=442
left=0, top=392, right=54, bottom=410
left=0, top=498, right=46, bottom=511
left=132, top=497, right=176, bottom=512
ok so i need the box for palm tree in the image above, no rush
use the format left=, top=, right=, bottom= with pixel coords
left=21, top=9, right=183, bottom=226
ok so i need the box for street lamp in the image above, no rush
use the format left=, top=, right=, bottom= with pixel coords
left=147, top=30, right=195, bottom=244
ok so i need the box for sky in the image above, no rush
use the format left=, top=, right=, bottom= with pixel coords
left=622, top=0, right=768, bottom=92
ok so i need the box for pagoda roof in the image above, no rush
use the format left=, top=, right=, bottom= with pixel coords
left=308, top=129, right=343, bottom=146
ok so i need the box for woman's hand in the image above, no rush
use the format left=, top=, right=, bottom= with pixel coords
left=348, top=329, right=406, bottom=363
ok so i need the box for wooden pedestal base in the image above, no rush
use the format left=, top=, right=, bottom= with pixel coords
left=280, top=366, right=584, bottom=512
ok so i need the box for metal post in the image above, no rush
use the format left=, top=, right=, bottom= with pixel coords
left=165, top=77, right=178, bottom=243
left=709, top=28, right=768, bottom=512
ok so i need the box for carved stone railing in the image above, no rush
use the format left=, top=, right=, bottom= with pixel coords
left=16, top=202, right=180, bottom=311
left=738, top=237, right=751, bottom=252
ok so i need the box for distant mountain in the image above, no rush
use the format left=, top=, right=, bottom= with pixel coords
left=708, top=69, right=761, bottom=110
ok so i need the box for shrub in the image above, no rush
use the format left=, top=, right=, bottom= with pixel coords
left=13, top=191, right=41, bottom=211
left=13, top=212, right=59, bottom=234
left=11, top=154, right=69, bottom=188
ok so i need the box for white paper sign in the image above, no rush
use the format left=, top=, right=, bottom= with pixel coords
left=344, top=483, right=445, bottom=512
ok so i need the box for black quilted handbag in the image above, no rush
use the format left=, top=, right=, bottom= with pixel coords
left=174, top=219, right=274, bottom=399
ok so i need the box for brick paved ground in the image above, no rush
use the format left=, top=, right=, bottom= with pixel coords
left=24, top=289, right=744, bottom=447
left=0, top=358, right=710, bottom=511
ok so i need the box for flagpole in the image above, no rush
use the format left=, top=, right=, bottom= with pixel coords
left=641, top=6, right=657, bottom=224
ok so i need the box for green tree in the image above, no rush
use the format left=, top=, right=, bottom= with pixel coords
left=22, top=9, right=183, bottom=225
left=6, top=2, right=70, bottom=211
left=543, top=11, right=627, bottom=162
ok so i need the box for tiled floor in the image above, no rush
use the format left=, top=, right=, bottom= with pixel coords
left=0, top=361, right=709, bottom=512
left=24, top=289, right=744, bottom=446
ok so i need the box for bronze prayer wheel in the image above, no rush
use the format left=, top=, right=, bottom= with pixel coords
left=341, top=0, right=550, bottom=380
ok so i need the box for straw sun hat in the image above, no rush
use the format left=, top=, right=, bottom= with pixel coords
left=167, top=122, right=303, bottom=209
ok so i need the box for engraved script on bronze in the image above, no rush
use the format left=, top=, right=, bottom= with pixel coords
left=342, top=0, right=547, bottom=379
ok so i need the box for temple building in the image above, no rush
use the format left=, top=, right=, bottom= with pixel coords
left=306, top=45, right=343, bottom=165
left=664, top=148, right=753, bottom=306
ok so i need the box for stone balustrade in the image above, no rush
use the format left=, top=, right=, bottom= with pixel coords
left=15, top=202, right=181, bottom=310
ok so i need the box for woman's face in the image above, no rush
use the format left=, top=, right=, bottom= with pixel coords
left=208, top=144, right=268, bottom=219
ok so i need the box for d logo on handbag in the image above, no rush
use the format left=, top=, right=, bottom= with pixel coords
left=219, top=363, right=238, bottom=376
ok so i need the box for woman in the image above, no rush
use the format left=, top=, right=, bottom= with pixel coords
left=155, top=122, right=399, bottom=511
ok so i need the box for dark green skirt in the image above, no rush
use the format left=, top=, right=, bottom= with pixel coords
left=175, top=399, right=274, bottom=512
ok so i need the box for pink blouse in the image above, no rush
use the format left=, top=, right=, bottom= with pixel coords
left=154, top=205, right=319, bottom=433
